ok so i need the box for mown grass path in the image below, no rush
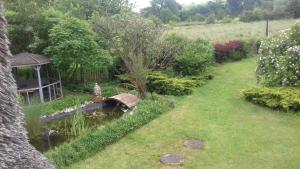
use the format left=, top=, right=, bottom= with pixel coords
left=68, top=57, right=300, bottom=169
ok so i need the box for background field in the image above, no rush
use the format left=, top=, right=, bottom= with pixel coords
left=168, top=19, right=298, bottom=42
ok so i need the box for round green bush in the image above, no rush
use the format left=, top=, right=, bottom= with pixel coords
left=174, top=38, right=214, bottom=76
left=205, top=15, right=215, bottom=24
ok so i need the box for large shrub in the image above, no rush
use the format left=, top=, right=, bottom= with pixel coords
left=152, top=34, right=186, bottom=70
left=214, top=40, right=250, bottom=63
left=256, top=22, right=300, bottom=87
left=242, top=87, right=300, bottom=112
left=174, top=38, right=214, bottom=76
left=94, top=15, right=163, bottom=98
left=46, top=99, right=171, bottom=168
left=205, top=15, right=216, bottom=24
left=191, top=14, right=205, bottom=22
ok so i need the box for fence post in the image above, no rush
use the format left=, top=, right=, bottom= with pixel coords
left=266, top=18, right=269, bottom=37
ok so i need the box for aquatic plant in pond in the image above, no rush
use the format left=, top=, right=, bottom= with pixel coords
left=63, top=107, right=89, bottom=137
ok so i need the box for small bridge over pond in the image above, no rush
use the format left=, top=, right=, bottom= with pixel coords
left=104, top=93, right=140, bottom=109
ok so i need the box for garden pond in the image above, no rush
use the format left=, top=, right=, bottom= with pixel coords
left=27, top=105, right=124, bottom=152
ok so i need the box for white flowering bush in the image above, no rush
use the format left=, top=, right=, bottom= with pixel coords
left=256, top=21, right=300, bottom=87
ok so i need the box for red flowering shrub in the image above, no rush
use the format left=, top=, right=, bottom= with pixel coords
left=214, top=40, right=250, bottom=63
left=226, top=40, right=243, bottom=49
left=214, top=43, right=228, bottom=63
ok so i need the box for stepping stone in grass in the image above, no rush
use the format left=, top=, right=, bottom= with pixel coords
left=160, top=154, right=184, bottom=165
left=184, top=140, right=205, bottom=150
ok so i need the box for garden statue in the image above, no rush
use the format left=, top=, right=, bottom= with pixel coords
left=93, top=83, right=102, bottom=103
left=0, top=1, right=55, bottom=168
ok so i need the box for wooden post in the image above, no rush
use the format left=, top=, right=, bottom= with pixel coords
left=53, top=84, right=57, bottom=100
left=35, top=65, right=44, bottom=103
left=48, top=86, right=52, bottom=101
left=46, top=64, right=50, bottom=83
left=26, top=92, right=30, bottom=104
left=58, top=71, right=63, bottom=98
left=266, top=18, right=269, bottom=37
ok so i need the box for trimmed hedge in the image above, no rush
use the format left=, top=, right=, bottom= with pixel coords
left=242, top=87, right=300, bottom=112
left=147, top=72, right=213, bottom=96
left=114, top=72, right=213, bottom=96
left=46, top=99, right=171, bottom=168
left=148, top=72, right=194, bottom=96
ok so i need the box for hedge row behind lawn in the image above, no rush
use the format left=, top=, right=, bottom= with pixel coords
left=242, top=87, right=300, bottom=113
left=46, top=99, right=171, bottom=168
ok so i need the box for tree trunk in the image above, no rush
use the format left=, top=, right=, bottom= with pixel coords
left=0, top=1, right=55, bottom=168
left=80, top=66, right=84, bottom=84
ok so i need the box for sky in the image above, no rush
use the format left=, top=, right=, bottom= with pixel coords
left=130, top=0, right=210, bottom=12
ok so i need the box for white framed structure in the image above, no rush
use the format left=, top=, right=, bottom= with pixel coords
left=10, top=52, right=63, bottom=104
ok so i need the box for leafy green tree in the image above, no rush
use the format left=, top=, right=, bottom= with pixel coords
left=4, top=0, right=41, bottom=54
left=98, top=0, right=132, bottom=16
left=206, top=0, right=228, bottom=20
left=160, top=8, right=180, bottom=23
left=240, top=8, right=265, bottom=22
left=54, top=0, right=131, bottom=19
left=142, top=0, right=181, bottom=23
left=227, top=0, right=243, bottom=16
left=4, top=0, right=58, bottom=54
left=29, top=8, right=64, bottom=54
left=53, top=0, right=98, bottom=19
left=45, top=16, right=113, bottom=82
left=243, top=0, right=262, bottom=10
left=286, top=0, right=300, bottom=18
left=179, top=0, right=228, bottom=21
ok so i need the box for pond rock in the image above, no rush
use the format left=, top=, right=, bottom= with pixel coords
left=184, top=140, right=205, bottom=150
left=160, top=154, right=184, bottom=165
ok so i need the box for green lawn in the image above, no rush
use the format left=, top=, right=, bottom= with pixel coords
left=168, top=19, right=297, bottom=42
left=67, top=57, right=300, bottom=169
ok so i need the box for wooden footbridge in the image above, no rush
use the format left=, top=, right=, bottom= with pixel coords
left=104, top=93, right=140, bottom=109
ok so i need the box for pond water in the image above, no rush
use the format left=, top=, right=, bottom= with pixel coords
left=28, top=106, right=124, bottom=152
